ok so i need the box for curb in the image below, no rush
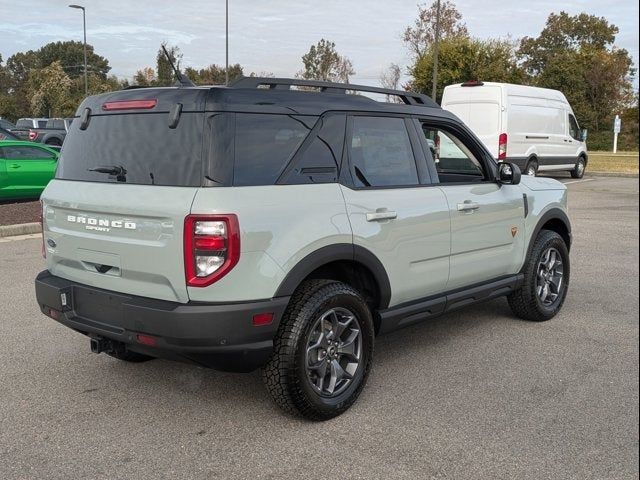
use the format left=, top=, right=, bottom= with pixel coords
left=587, top=172, right=639, bottom=178
left=0, top=222, right=42, bottom=238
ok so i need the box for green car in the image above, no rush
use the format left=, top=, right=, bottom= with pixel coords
left=0, top=140, right=59, bottom=200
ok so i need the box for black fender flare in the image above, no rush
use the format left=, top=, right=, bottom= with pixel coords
left=274, top=243, right=392, bottom=309
left=526, top=208, right=572, bottom=260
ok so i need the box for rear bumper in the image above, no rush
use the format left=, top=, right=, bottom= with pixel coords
left=34, top=270, right=289, bottom=372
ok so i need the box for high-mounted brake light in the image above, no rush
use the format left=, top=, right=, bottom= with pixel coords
left=29, top=129, right=38, bottom=141
left=498, top=133, right=508, bottom=161
left=184, top=214, right=240, bottom=287
left=462, top=80, right=484, bottom=87
left=102, top=99, right=157, bottom=111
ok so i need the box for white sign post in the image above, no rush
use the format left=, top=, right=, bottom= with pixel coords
left=613, top=115, right=621, bottom=153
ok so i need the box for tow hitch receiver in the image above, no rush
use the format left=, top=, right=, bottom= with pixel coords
left=90, top=336, right=124, bottom=355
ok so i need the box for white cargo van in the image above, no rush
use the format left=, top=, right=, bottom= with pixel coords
left=441, top=81, right=588, bottom=178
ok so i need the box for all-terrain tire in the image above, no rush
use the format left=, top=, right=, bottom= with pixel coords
left=508, top=230, right=570, bottom=321
left=262, top=279, right=375, bottom=421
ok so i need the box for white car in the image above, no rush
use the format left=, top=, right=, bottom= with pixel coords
left=442, top=81, right=588, bottom=178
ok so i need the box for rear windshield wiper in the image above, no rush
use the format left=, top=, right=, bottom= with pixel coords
left=88, top=165, right=127, bottom=182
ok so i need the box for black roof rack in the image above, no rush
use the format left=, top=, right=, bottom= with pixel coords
left=230, top=77, right=438, bottom=108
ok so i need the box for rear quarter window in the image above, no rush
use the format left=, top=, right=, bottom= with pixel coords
left=232, top=114, right=317, bottom=186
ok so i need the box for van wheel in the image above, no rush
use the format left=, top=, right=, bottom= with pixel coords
left=525, top=160, right=538, bottom=176
left=262, top=279, right=374, bottom=421
left=508, top=230, right=570, bottom=322
left=571, top=158, right=586, bottom=179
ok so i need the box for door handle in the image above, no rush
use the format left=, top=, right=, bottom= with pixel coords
left=457, top=201, right=480, bottom=212
left=366, top=209, right=397, bottom=222
left=9, top=164, right=21, bottom=169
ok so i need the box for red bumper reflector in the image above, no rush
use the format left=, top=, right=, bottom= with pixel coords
left=136, top=334, right=158, bottom=346
left=102, top=99, right=157, bottom=111
left=48, top=308, right=60, bottom=320
left=252, top=313, right=274, bottom=327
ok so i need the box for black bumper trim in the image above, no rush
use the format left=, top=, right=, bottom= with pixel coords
left=35, top=270, right=289, bottom=372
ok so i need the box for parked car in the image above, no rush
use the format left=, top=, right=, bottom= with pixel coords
left=441, top=81, right=588, bottom=178
left=35, top=78, right=572, bottom=420
left=0, top=127, right=19, bottom=141
left=0, top=140, right=59, bottom=200
left=0, top=118, right=16, bottom=131
left=12, top=118, right=72, bottom=147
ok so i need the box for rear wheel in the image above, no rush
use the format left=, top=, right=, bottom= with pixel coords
left=525, top=159, right=538, bottom=176
left=45, top=139, right=62, bottom=147
left=262, top=280, right=374, bottom=421
left=508, top=230, right=570, bottom=321
left=571, top=157, right=586, bottom=179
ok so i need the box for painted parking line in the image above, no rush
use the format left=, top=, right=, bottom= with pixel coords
left=562, top=178, right=595, bottom=185
left=0, top=233, right=41, bottom=243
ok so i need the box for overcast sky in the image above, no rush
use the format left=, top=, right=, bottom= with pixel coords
left=1, top=0, right=638, bottom=87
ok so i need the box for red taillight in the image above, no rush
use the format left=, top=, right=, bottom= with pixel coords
left=40, top=201, right=45, bottom=258
left=184, top=214, right=240, bottom=287
left=498, top=133, right=508, bottom=161
left=29, top=129, right=38, bottom=141
left=102, top=99, right=157, bottom=111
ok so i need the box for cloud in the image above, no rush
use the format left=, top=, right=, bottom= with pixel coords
left=1, top=0, right=637, bottom=87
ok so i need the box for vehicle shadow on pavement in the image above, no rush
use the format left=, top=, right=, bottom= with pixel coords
left=78, top=298, right=519, bottom=422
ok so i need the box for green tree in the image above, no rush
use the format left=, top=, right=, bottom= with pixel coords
left=410, top=37, right=525, bottom=102
left=517, top=12, right=635, bottom=131
left=184, top=64, right=244, bottom=85
left=28, top=61, right=74, bottom=117
left=36, top=41, right=110, bottom=79
left=156, top=42, right=182, bottom=87
left=0, top=55, right=19, bottom=121
left=133, top=67, right=156, bottom=86
left=297, top=39, right=355, bottom=83
left=3, top=41, right=114, bottom=119
left=404, top=1, right=468, bottom=58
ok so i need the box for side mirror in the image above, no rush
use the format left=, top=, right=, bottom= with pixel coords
left=581, top=129, right=588, bottom=142
left=498, top=162, right=521, bottom=185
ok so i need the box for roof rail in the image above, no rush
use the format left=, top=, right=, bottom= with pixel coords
left=230, top=77, right=438, bottom=107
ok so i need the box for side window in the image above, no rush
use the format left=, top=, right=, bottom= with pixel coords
left=233, top=114, right=316, bottom=186
left=568, top=114, right=581, bottom=141
left=421, top=124, right=485, bottom=183
left=2, top=146, right=54, bottom=160
left=349, top=116, right=418, bottom=187
left=282, top=114, right=345, bottom=184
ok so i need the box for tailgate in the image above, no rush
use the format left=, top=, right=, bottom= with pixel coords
left=42, top=180, right=197, bottom=303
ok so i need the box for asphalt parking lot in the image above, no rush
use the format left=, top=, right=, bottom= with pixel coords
left=0, top=176, right=638, bottom=480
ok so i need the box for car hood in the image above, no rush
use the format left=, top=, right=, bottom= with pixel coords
left=520, top=176, right=567, bottom=191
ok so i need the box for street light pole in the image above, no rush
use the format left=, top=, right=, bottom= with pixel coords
left=69, top=4, right=88, bottom=95
left=431, top=0, right=441, bottom=102
left=225, top=0, right=229, bottom=85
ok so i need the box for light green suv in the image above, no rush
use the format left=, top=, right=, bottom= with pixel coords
left=35, top=78, right=572, bottom=420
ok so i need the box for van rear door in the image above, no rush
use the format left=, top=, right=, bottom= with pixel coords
left=41, top=92, right=206, bottom=303
left=441, top=85, right=502, bottom=158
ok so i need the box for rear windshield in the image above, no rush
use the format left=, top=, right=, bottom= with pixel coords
left=56, top=112, right=203, bottom=186
left=16, top=119, right=33, bottom=128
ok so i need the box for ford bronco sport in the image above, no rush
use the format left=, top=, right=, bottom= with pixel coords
left=35, top=77, right=571, bottom=420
